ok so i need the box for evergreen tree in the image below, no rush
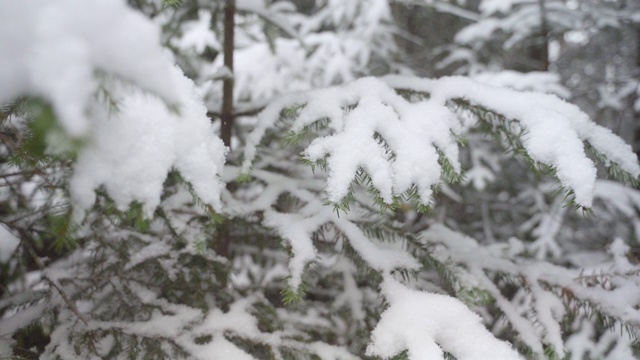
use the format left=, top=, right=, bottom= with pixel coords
left=1, top=1, right=639, bottom=359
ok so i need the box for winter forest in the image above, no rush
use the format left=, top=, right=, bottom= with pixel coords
left=1, top=0, right=640, bottom=359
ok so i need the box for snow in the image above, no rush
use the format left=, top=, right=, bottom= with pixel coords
left=177, top=296, right=353, bottom=359
left=0, top=301, right=47, bottom=338
left=472, top=71, right=571, bottom=98
left=528, top=281, right=566, bottom=356
left=244, top=77, right=462, bottom=206
left=0, top=225, right=19, bottom=262
left=87, top=285, right=203, bottom=339
left=609, top=237, right=636, bottom=273
left=3, top=1, right=639, bottom=358
left=465, top=145, right=500, bottom=191
left=203, top=0, right=400, bottom=110
left=306, top=342, right=360, bottom=360
left=0, top=0, right=181, bottom=137
left=366, top=276, right=523, bottom=360
left=480, top=0, right=517, bottom=15
left=455, top=18, right=501, bottom=45
left=237, top=76, right=640, bottom=352
left=263, top=211, right=322, bottom=289
left=246, top=75, right=638, bottom=209
left=594, top=179, right=640, bottom=218
left=222, top=39, right=308, bottom=102
left=185, top=336, right=255, bottom=360
left=332, top=259, right=365, bottom=322
left=456, top=0, right=583, bottom=50
left=125, top=242, right=172, bottom=270
left=421, top=221, right=640, bottom=357
left=174, top=10, right=220, bottom=54
left=333, top=217, right=420, bottom=273
left=70, top=59, right=226, bottom=215
left=0, top=1, right=227, bottom=214
left=224, top=166, right=420, bottom=291
left=237, top=0, right=300, bottom=41
left=526, top=197, right=566, bottom=260
left=383, top=75, right=640, bottom=208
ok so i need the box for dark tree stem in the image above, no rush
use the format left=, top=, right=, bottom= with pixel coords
left=220, top=0, right=235, bottom=148
left=217, top=0, right=236, bottom=259
left=537, top=0, right=550, bottom=71
left=633, top=24, right=640, bottom=156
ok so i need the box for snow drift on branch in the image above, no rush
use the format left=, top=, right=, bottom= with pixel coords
left=70, top=68, right=227, bottom=214
left=366, top=276, right=523, bottom=360
left=384, top=75, right=639, bottom=207
left=244, top=76, right=639, bottom=208
left=0, top=0, right=181, bottom=137
left=0, top=0, right=227, bottom=213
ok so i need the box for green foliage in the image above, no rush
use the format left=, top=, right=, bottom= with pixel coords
left=448, top=97, right=607, bottom=212
left=124, top=201, right=152, bottom=232
left=20, top=98, right=84, bottom=162
left=170, top=171, right=224, bottom=224
left=437, top=149, right=465, bottom=184
left=235, top=172, right=254, bottom=184
left=252, top=301, right=280, bottom=333
left=11, top=323, right=50, bottom=360
left=400, top=185, right=434, bottom=214
left=3, top=2, right=640, bottom=360
left=161, top=0, right=183, bottom=8
left=1, top=98, right=24, bottom=124
left=47, top=209, right=78, bottom=252
left=21, top=99, right=56, bottom=159
left=94, top=71, right=121, bottom=115
left=281, top=280, right=308, bottom=305
left=93, top=194, right=153, bottom=232
left=389, top=350, right=409, bottom=360
left=302, top=156, right=328, bottom=174
left=542, top=344, right=570, bottom=360
left=556, top=276, right=640, bottom=343
left=282, top=116, right=328, bottom=148
left=585, top=142, right=640, bottom=188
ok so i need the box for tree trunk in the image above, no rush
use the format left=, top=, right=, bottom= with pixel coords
left=536, top=0, right=550, bottom=71
left=220, top=0, right=235, bottom=148
left=217, top=0, right=235, bottom=259
left=633, top=23, right=640, bottom=156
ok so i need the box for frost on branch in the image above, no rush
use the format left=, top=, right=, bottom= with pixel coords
left=243, top=76, right=639, bottom=210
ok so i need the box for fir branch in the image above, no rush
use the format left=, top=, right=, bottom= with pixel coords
left=585, top=141, right=640, bottom=188
left=18, top=227, right=89, bottom=326
left=283, top=117, right=329, bottom=146
left=281, top=280, right=308, bottom=305
left=437, top=149, right=465, bottom=184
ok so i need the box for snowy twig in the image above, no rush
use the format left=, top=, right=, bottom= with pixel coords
left=18, top=228, right=89, bottom=326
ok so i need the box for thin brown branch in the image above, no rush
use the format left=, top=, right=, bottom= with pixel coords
left=0, top=171, right=34, bottom=179
left=18, top=228, right=89, bottom=326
